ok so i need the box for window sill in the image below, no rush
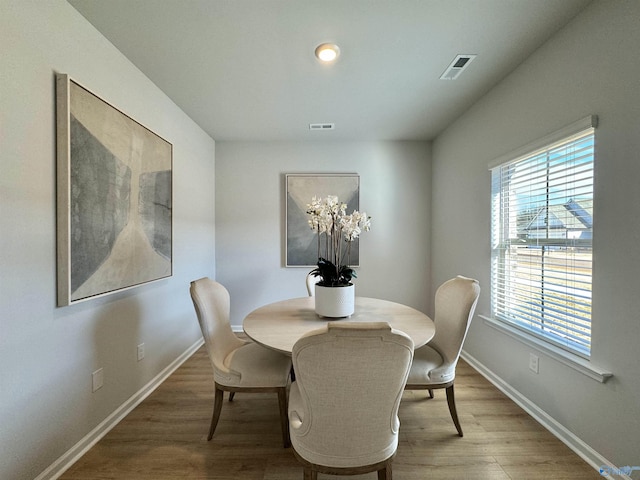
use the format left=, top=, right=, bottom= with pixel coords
left=480, top=315, right=613, bottom=383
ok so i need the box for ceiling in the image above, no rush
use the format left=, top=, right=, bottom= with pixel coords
left=68, top=0, right=592, bottom=142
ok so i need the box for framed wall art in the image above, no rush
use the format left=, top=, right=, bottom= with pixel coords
left=56, top=74, right=173, bottom=306
left=285, top=173, right=360, bottom=267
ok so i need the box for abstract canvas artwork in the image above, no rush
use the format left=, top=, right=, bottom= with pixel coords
left=285, top=173, right=359, bottom=267
left=56, top=74, right=172, bottom=306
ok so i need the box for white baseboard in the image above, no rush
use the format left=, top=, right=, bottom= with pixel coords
left=35, top=338, right=204, bottom=480
left=460, top=350, right=629, bottom=480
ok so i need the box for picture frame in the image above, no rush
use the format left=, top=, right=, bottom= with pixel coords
left=285, top=173, right=360, bottom=267
left=56, top=74, right=173, bottom=306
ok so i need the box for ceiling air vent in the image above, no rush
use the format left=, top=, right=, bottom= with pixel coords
left=440, top=54, right=477, bottom=80
left=309, top=123, right=335, bottom=130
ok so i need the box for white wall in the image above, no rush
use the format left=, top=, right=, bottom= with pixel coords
left=431, top=0, right=640, bottom=468
left=215, top=141, right=431, bottom=327
left=0, top=2, right=215, bottom=479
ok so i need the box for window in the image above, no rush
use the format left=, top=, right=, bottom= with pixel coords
left=490, top=117, right=596, bottom=357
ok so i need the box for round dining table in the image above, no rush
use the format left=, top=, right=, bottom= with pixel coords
left=243, top=296, right=435, bottom=354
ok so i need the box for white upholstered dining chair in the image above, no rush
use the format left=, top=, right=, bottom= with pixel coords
left=190, top=277, right=293, bottom=447
left=288, top=322, right=414, bottom=480
left=405, top=275, right=480, bottom=437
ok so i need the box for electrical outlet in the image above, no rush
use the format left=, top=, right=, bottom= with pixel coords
left=137, top=343, right=145, bottom=361
left=529, top=353, right=539, bottom=374
left=92, top=368, right=104, bottom=392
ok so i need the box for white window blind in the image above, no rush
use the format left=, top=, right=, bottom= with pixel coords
left=490, top=118, right=596, bottom=357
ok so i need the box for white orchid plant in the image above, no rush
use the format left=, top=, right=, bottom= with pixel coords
left=306, top=195, right=371, bottom=287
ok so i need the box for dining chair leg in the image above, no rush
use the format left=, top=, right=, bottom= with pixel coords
left=378, top=463, right=392, bottom=479
left=445, top=384, right=463, bottom=437
left=277, top=386, right=291, bottom=448
left=303, top=467, right=317, bottom=480
left=428, top=389, right=434, bottom=399
left=229, top=392, right=235, bottom=402
left=208, top=386, right=225, bottom=440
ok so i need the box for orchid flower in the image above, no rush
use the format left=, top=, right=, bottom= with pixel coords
left=306, top=196, right=372, bottom=286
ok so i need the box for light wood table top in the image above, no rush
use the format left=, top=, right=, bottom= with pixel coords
left=243, top=296, right=435, bottom=354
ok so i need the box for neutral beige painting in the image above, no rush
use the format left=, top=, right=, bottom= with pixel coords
left=56, top=74, right=172, bottom=305
left=285, top=173, right=359, bottom=267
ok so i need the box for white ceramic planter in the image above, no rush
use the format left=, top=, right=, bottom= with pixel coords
left=315, top=284, right=355, bottom=318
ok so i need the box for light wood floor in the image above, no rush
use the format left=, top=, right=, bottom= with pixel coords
left=61, top=346, right=601, bottom=479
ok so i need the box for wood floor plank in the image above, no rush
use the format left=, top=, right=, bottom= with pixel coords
left=60, top=347, right=601, bottom=479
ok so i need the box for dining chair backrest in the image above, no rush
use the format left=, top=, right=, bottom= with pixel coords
left=429, top=275, right=480, bottom=370
left=306, top=272, right=319, bottom=296
left=190, top=277, right=245, bottom=374
left=289, top=322, right=414, bottom=469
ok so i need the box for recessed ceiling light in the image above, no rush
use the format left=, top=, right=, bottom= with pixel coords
left=315, top=43, right=340, bottom=63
